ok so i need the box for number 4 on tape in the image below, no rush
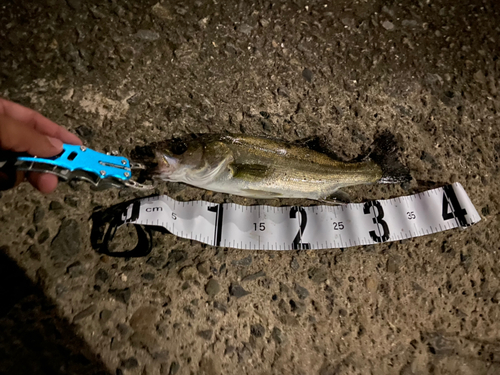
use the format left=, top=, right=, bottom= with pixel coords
left=121, top=182, right=481, bottom=251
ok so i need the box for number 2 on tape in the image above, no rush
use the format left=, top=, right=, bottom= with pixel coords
left=290, top=206, right=311, bottom=250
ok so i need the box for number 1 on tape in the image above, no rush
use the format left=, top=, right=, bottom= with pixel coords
left=119, top=182, right=481, bottom=250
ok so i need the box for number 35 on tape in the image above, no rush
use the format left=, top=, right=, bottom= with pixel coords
left=119, top=182, right=481, bottom=251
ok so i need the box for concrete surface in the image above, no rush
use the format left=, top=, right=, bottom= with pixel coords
left=1, top=0, right=500, bottom=374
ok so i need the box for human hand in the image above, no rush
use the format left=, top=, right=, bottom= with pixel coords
left=0, top=98, right=82, bottom=193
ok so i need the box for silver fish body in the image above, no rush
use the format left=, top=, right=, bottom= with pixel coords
left=135, top=133, right=411, bottom=201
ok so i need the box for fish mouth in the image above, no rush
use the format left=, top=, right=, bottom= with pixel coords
left=151, top=151, right=181, bottom=180
left=128, top=144, right=176, bottom=182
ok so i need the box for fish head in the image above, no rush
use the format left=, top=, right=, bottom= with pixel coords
left=152, top=139, right=226, bottom=182
left=155, top=138, right=206, bottom=180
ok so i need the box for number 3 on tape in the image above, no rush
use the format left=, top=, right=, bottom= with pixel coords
left=121, top=182, right=481, bottom=251
left=363, top=201, right=390, bottom=243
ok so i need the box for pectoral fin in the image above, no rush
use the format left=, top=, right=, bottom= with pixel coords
left=230, top=163, right=272, bottom=181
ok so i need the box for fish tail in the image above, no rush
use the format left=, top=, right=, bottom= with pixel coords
left=367, top=130, right=412, bottom=184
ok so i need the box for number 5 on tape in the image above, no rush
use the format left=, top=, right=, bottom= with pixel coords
left=121, top=182, right=481, bottom=250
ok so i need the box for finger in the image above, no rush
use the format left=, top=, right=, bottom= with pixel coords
left=27, top=172, right=58, bottom=194
left=0, top=98, right=82, bottom=145
left=42, top=121, right=83, bottom=145
left=0, top=115, right=64, bottom=157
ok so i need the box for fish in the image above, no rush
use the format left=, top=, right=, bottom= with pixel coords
left=131, top=131, right=412, bottom=203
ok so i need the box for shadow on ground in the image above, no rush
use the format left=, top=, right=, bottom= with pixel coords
left=0, top=246, right=110, bottom=375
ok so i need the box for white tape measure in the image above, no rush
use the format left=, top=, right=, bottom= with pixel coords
left=119, top=182, right=481, bottom=250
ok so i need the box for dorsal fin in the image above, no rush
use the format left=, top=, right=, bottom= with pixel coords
left=290, top=135, right=342, bottom=161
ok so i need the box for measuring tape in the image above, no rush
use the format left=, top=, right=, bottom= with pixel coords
left=118, top=182, right=481, bottom=250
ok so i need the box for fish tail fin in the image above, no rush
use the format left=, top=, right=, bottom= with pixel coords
left=367, top=130, right=412, bottom=184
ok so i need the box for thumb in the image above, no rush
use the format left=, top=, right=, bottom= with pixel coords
left=0, top=114, right=63, bottom=157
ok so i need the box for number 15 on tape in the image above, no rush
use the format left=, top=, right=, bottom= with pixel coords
left=121, top=182, right=481, bottom=251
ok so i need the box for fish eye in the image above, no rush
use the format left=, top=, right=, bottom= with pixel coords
left=170, top=141, right=188, bottom=155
